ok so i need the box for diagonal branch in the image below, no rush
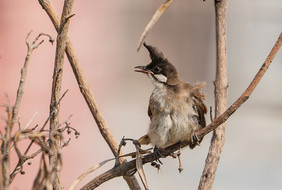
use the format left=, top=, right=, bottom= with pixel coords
left=38, top=0, right=141, bottom=189
left=81, top=32, right=282, bottom=189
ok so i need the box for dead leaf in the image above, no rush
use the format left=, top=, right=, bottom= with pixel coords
left=137, top=0, right=174, bottom=51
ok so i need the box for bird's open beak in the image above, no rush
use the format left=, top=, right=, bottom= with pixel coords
left=134, top=66, right=153, bottom=74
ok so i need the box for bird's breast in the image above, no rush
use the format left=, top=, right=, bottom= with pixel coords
left=148, top=87, right=198, bottom=148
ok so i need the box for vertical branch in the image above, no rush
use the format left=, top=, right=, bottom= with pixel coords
left=198, top=0, right=228, bottom=190
left=48, top=0, right=74, bottom=189
left=1, top=103, right=12, bottom=190
left=38, top=0, right=141, bottom=189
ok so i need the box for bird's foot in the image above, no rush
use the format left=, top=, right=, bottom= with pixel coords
left=153, top=146, right=163, bottom=165
left=191, top=132, right=201, bottom=146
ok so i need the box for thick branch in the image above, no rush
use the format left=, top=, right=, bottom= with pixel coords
left=38, top=0, right=141, bottom=189
left=198, top=1, right=228, bottom=189
left=81, top=33, right=282, bottom=189
left=48, top=0, right=74, bottom=189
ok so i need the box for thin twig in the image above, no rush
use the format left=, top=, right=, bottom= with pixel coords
left=1, top=31, right=52, bottom=189
left=81, top=33, right=282, bottom=189
left=10, top=112, right=38, bottom=151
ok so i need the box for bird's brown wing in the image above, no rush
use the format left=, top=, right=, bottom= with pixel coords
left=191, top=82, right=207, bottom=128
left=193, top=97, right=207, bottom=128
left=189, top=97, right=207, bottom=149
left=189, top=81, right=207, bottom=148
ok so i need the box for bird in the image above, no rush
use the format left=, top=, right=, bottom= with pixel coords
left=134, top=43, right=207, bottom=158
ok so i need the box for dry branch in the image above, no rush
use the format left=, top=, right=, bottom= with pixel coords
left=198, top=1, right=228, bottom=189
left=48, top=0, right=74, bottom=189
left=38, top=0, right=141, bottom=189
left=10, top=90, right=67, bottom=184
left=1, top=32, right=53, bottom=190
left=81, top=33, right=282, bottom=189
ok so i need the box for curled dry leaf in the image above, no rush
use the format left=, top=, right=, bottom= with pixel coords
left=137, top=0, right=174, bottom=51
left=136, top=144, right=149, bottom=190
left=69, top=158, right=115, bottom=190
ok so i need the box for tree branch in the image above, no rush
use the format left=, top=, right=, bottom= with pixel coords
left=198, top=1, right=228, bottom=189
left=1, top=31, right=52, bottom=190
left=81, top=32, right=282, bottom=189
left=38, top=0, right=141, bottom=189
left=48, top=0, right=74, bottom=189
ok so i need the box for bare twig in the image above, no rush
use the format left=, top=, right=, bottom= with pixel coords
left=198, top=1, right=228, bottom=189
left=137, top=0, right=174, bottom=51
left=10, top=112, right=38, bottom=151
left=38, top=0, right=142, bottom=189
left=10, top=88, right=69, bottom=183
left=81, top=33, right=282, bottom=189
left=48, top=0, right=74, bottom=189
left=1, top=31, right=52, bottom=190
left=32, top=154, right=48, bottom=190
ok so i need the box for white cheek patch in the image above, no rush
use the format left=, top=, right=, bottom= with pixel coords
left=154, top=74, right=167, bottom=83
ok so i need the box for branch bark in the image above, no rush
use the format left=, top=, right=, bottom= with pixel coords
left=38, top=0, right=141, bottom=189
left=81, top=32, right=282, bottom=189
left=198, top=1, right=228, bottom=189
left=48, top=0, right=74, bottom=189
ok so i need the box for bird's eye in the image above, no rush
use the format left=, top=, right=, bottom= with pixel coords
left=153, top=67, right=161, bottom=73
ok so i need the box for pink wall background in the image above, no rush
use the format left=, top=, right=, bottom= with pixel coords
left=1, top=0, right=282, bottom=189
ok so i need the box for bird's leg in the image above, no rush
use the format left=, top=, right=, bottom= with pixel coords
left=153, top=146, right=163, bottom=165
left=177, top=144, right=183, bottom=173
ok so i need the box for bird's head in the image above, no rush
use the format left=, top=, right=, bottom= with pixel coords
left=135, top=43, right=179, bottom=86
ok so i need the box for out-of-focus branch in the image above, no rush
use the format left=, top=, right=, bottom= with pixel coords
left=38, top=0, right=141, bottom=189
left=1, top=31, right=53, bottom=190
left=48, top=0, right=74, bottom=189
left=10, top=91, right=67, bottom=184
left=81, top=33, right=282, bottom=189
left=198, top=1, right=228, bottom=189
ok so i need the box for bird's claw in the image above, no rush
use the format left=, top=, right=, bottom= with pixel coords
left=153, top=146, right=163, bottom=165
left=191, top=133, right=201, bottom=146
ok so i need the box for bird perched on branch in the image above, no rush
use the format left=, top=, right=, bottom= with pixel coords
left=135, top=43, right=207, bottom=158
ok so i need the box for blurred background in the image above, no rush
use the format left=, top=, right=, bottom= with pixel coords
left=0, top=0, right=282, bottom=189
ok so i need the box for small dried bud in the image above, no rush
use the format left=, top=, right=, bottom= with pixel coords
left=67, top=128, right=71, bottom=134
left=75, top=131, right=80, bottom=138
left=122, top=141, right=127, bottom=146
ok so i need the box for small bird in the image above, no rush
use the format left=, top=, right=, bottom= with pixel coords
left=135, top=43, right=207, bottom=156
